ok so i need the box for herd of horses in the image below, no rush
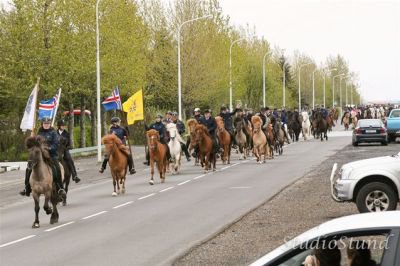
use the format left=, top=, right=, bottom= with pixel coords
left=24, top=108, right=338, bottom=228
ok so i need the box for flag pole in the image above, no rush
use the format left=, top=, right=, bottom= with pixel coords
left=51, top=88, right=62, bottom=127
left=142, top=88, right=148, bottom=158
left=31, top=77, right=41, bottom=136
left=119, top=86, right=134, bottom=158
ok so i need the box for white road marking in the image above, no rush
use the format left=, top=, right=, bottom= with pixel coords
left=177, top=180, right=191, bottom=186
left=229, top=186, right=252, bottom=189
left=0, top=235, right=36, bottom=248
left=138, top=193, right=156, bottom=200
left=194, top=174, right=205, bottom=180
left=221, top=166, right=230, bottom=170
left=160, top=187, right=174, bottom=193
left=45, top=221, right=75, bottom=232
left=82, top=211, right=107, bottom=220
left=112, top=201, right=133, bottom=209
left=231, top=163, right=240, bottom=167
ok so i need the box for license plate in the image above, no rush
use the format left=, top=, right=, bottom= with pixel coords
left=365, top=130, right=376, bottom=133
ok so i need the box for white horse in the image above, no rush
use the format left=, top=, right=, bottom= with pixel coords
left=301, top=111, right=311, bottom=140
left=166, top=123, right=182, bottom=174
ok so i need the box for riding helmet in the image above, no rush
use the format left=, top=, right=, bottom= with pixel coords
left=111, top=117, right=121, bottom=123
left=194, top=108, right=200, bottom=112
left=57, top=119, right=65, bottom=126
left=156, top=114, right=163, bottom=119
left=172, top=112, right=178, bottom=117
left=41, top=117, right=52, bottom=123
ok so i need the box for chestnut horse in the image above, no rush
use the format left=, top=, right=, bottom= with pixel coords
left=342, top=112, right=350, bottom=130
left=146, top=129, right=168, bottom=185
left=186, top=118, right=200, bottom=166
left=265, top=122, right=275, bottom=159
left=215, top=116, right=231, bottom=164
left=193, top=124, right=216, bottom=172
left=251, top=116, right=267, bottom=163
left=26, top=136, right=63, bottom=228
left=234, top=119, right=248, bottom=160
left=102, top=134, right=128, bottom=196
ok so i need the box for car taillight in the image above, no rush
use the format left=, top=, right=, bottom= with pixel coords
left=380, top=127, right=386, bottom=133
left=355, top=128, right=362, bottom=134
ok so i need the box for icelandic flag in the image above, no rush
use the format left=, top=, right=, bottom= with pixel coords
left=38, top=95, right=58, bottom=120
left=102, top=87, right=122, bottom=111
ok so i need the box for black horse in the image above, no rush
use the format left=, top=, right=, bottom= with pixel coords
left=315, top=112, right=328, bottom=141
left=58, top=137, right=71, bottom=206
left=287, top=111, right=302, bottom=142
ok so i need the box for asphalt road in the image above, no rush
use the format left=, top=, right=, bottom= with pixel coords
left=0, top=132, right=350, bottom=266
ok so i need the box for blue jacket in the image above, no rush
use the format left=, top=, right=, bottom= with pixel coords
left=109, top=126, right=128, bottom=145
left=174, top=120, right=185, bottom=135
left=148, top=122, right=167, bottom=141
left=200, top=116, right=217, bottom=136
left=38, top=127, right=59, bottom=158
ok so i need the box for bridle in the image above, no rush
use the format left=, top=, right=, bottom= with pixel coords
left=103, top=141, right=117, bottom=156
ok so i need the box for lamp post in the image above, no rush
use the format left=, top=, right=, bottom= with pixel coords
left=229, top=38, right=245, bottom=111
left=312, top=68, right=317, bottom=109
left=332, top=73, right=344, bottom=108
left=298, top=63, right=311, bottom=111
left=177, top=15, right=212, bottom=120
left=322, top=68, right=336, bottom=108
left=339, top=75, right=349, bottom=109
left=350, top=84, right=353, bottom=106
left=262, top=51, right=268, bottom=107
left=96, top=0, right=101, bottom=162
left=282, top=61, right=289, bottom=108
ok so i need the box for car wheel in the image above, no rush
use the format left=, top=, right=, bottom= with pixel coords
left=356, top=182, right=398, bottom=213
left=381, top=141, right=388, bottom=146
left=388, top=134, right=395, bottom=143
left=352, top=141, right=358, bottom=146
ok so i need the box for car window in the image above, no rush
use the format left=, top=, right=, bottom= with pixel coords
left=273, top=232, right=391, bottom=266
left=358, top=120, right=381, bottom=127
left=390, top=110, right=400, bottom=118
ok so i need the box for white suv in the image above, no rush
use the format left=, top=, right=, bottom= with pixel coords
left=330, top=152, right=400, bottom=212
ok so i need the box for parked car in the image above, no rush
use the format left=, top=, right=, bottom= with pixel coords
left=386, top=108, right=400, bottom=142
left=352, top=119, right=388, bottom=146
left=330, top=152, right=400, bottom=213
left=251, top=211, right=400, bottom=266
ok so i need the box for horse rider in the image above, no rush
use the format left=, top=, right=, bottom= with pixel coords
left=193, top=107, right=203, bottom=123
left=99, top=117, right=136, bottom=174
left=199, top=109, right=221, bottom=156
left=219, top=105, right=239, bottom=146
left=20, top=117, right=67, bottom=200
left=171, top=112, right=191, bottom=162
left=163, top=111, right=173, bottom=125
left=279, top=108, right=291, bottom=143
left=143, top=114, right=173, bottom=165
left=57, top=119, right=81, bottom=183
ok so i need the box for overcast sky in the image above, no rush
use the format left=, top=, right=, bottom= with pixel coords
left=1, top=0, right=399, bottom=102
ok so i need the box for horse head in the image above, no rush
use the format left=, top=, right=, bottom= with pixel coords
left=194, top=124, right=207, bottom=144
left=146, top=129, right=160, bottom=151
left=251, top=116, right=262, bottom=133
left=166, top=123, right=177, bottom=140
left=215, top=116, right=225, bottom=132
left=26, top=136, right=49, bottom=169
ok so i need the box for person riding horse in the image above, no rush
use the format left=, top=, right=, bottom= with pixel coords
left=56, top=119, right=81, bottom=183
left=171, top=112, right=191, bottom=162
left=193, top=107, right=203, bottom=123
left=199, top=109, right=221, bottom=156
left=20, top=117, right=67, bottom=200
left=99, top=117, right=136, bottom=174
left=143, top=114, right=173, bottom=165
left=219, top=105, right=240, bottom=146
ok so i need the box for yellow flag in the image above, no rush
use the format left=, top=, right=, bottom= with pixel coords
left=123, top=89, right=144, bottom=125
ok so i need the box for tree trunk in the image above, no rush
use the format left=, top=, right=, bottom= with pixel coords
left=79, top=96, right=86, bottom=148
left=68, top=102, right=74, bottom=149
left=90, top=99, right=96, bottom=146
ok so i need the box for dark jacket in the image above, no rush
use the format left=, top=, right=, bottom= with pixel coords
left=218, top=109, right=237, bottom=132
left=200, top=116, right=217, bottom=136
left=148, top=121, right=167, bottom=141
left=57, top=129, right=72, bottom=149
left=38, top=127, right=59, bottom=158
left=109, top=125, right=128, bottom=145
left=174, top=120, right=185, bottom=135
left=193, top=114, right=203, bottom=123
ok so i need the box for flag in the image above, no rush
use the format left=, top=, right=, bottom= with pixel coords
left=20, top=84, right=38, bottom=131
left=38, top=94, right=58, bottom=120
left=123, top=89, right=144, bottom=125
left=102, top=87, right=122, bottom=111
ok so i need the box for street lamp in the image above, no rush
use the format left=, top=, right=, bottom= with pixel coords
left=262, top=51, right=268, bottom=107
left=229, top=37, right=245, bottom=111
left=322, top=68, right=336, bottom=107
left=312, top=68, right=317, bottom=109
left=96, top=0, right=101, bottom=162
left=298, top=63, right=312, bottom=111
left=332, top=73, right=344, bottom=108
left=339, top=75, right=350, bottom=109
left=282, top=61, right=289, bottom=108
left=177, top=15, right=212, bottom=120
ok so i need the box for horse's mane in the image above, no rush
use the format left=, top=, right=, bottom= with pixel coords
left=195, top=124, right=210, bottom=137
left=146, top=129, right=160, bottom=140
left=251, top=115, right=262, bottom=125
left=102, top=134, right=130, bottom=157
left=26, top=136, right=52, bottom=164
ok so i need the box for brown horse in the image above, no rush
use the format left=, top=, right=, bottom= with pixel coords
left=26, top=136, right=63, bottom=228
left=234, top=119, right=248, bottom=160
left=215, top=116, right=231, bottom=164
left=251, top=116, right=267, bottom=163
left=343, top=112, right=350, bottom=130
left=265, top=122, right=274, bottom=159
left=146, top=129, right=168, bottom=185
left=193, top=124, right=216, bottom=172
left=331, top=108, right=339, bottom=124
left=102, top=134, right=128, bottom=196
left=186, top=118, right=200, bottom=165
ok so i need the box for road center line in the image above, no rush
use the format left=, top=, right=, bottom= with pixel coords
left=45, top=221, right=75, bottom=232
left=160, top=186, right=174, bottom=193
left=82, top=211, right=107, bottom=220
left=138, top=193, right=156, bottom=200
left=0, top=235, right=36, bottom=248
left=229, top=186, right=252, bottom=189
left=194, top=174, right=205, bottom=180
left=221, top=166, right=230, bottom=170
left=231, top=163, right=240, bottom=167
left=177, top=180, right=191, bottom=186
left=112, top=201, right=133, bottom=209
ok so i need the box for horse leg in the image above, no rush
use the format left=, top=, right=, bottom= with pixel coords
left=43, top=194, right=52, bottom=215
left=112, top=176, right=118, bottom=196
left=50, top=195, right=59, bottom=225
left=116, top=177, right=121, bottom=194
left=63, top=172, right=70, bottom=206
left=161, top=160, right=166, bottom=183
left=32, top=195, right=40, bottom=228
left=149, top=160, right=155, bottom=185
